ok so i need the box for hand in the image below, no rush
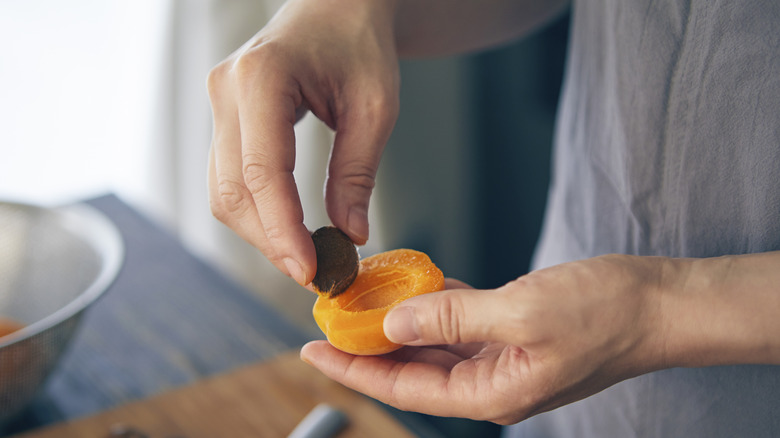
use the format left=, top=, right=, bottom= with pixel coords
left=206, top=0, right=400, bottom=285
left=300, top=256, right=669, bottom=424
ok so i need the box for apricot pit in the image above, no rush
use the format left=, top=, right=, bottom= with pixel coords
left=311, top=226, right=359, bottom=298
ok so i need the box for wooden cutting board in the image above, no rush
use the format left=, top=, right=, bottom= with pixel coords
left=15, top=351, right=414, bottom=438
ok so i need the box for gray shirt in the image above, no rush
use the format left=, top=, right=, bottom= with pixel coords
left=509, top=0, right=780, bottom=436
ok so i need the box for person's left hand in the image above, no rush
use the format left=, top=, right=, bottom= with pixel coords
left=300, top=255, right=670, bottom=425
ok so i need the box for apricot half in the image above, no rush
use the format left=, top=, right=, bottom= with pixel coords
left=312, top=249, right=444, bottom=355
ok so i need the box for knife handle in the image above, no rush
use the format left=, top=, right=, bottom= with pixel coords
left=287, top=403, right=349, bottom=438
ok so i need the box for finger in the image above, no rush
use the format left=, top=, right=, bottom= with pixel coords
left=384, top=288, right=512, bottom=346
left=386, top=342, right=488, bottom=361
left=209, top=145, right=288, bottom=273
left=300, top=340, right=495, bottom=420
left=206, top=75, right=296, bottom=276
left=437, top=280, right=483, bottom=357
left=233, top=53, right=316, bottom=284
left=382, top=345, right=465, bottom=370
left=440, top=341, right=489, bottom=359
left=323, top=84, right=399, bottom=245
left=207, top=62, right=289, bottom=272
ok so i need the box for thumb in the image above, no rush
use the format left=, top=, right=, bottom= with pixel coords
left=383, top=289, right=506, bottom=346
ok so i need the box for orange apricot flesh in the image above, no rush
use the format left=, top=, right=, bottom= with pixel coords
left=312, top=249, right=444, bottom=355
left=0, top=318, right=23, bottom=339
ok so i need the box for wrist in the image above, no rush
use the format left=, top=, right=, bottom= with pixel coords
left=655, top=253, right=780, bottom=368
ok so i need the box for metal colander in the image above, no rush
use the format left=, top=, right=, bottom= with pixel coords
left=0, top=200, right=123, bottom=426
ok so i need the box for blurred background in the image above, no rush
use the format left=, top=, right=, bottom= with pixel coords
left=0, top=0, right=568, bottom=336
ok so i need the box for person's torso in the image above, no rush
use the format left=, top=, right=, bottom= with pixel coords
left=513, top=0, right=780, bottom=436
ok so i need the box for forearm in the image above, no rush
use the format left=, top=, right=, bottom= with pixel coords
left=393, top=0, right=570, bottom=57
left=658, top=251, right=780, bottom=368
left=272, top=0, right=568, bottom=59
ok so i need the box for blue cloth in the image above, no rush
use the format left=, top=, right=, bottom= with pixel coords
left=508, top=0, right=780, bottom=436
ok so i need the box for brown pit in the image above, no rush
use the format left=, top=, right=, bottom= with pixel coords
left=311, top=226, right=359, bottom=298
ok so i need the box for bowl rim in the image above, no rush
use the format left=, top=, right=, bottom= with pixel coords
left=0, top=201, right=125, bottom=348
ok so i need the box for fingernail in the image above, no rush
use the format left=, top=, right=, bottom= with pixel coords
left=299, top=343, right=314, bottom=366
left=284, top=257, right=307, bottom=286
left=384, top=306, right=419, bottom=344
left=347, top=206, right=369, bottom=243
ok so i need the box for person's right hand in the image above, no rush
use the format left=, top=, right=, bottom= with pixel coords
left=206, top=0, right=400, bottom=285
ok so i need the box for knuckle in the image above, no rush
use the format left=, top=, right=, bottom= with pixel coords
left=210, top=178, right=251, bottom=221
left=341, top=81, right=399, bottom=134
left=238, top=163, right=291, bottom=244
left=206, top=61, right=230, bottom=96
left=331, top=161, right=377, bottom=192
left=241, top=152, right=279, bottom=193
left=241, top=148, right=284, bottom=190
left=208, top=39, right=282, bottom=96
left=233, top=52, right=261, bottom=82
left=209, top=197, right=229, bottom=223
left=363, top=88, right=399, bottom=125
left=434, top=294, right=464, bottom=345
left=262, top=222, right=286, bottom=243
left=233, top=42, right=280, bottom=85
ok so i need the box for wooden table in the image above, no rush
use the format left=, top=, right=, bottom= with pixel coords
left=13, top=352, right=414, bottom=438
left=0, top=195, right=448, bottom=437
